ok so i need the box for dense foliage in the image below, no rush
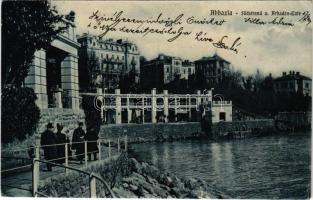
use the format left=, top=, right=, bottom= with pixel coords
left=119, top=68, right=141, bottom=93
left=82, top=95, right=102, bottom=133
left=78, top=50, right=101, bottom=91
left=161, top=69, right=311, bottom=115
left=1, top=86, right=40, bottom=143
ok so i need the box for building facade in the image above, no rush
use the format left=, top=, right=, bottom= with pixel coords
left=211, top=101, right=233, bottom=123
left=94, top=88, right=232, bottom=124
left=140, top=54, right=195, bottom=89
left=194, top=54, right=231, bottom=85
left=25, top=20, right=81, bottom=109
left=274, top=71, right=311, bottom=96
left=77, top=34, right=140, bottom=91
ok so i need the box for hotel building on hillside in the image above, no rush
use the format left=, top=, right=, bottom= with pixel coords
left=274, top=71, right=311, bottom=96
left=140, top=54, right=195, bottom=89
left=194, top=54, right=231, bottom=85
left=77, top=33, right=140, bottom=91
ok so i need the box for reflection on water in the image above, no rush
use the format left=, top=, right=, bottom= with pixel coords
left=130, top=133, right=311, bottom=199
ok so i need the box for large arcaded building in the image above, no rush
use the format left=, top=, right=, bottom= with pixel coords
left=25, top=20, right=81, bottom=109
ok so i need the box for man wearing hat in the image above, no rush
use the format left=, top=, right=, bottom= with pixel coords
left=40, top=123, right=57, bottom=171
left=55, top=123, right=70, bottom=164
left=72, top=121, right=86, bottom=164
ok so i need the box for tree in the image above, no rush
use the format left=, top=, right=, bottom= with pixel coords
left=78, top=50, right=101, bottom=91
left=1, top=86, right=40, bottom=143
left=82, top=95, right=102, bottom=133
left=2, top=0, right=73, bottom=86
left=119, top=68, right=141, bottom=93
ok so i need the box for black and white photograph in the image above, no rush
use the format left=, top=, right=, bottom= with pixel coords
left=1, top=0, right=312, bottom=198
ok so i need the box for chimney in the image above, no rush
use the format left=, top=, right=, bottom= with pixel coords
left=283, top=72, right=286, bottom=76
left=289, top=71, right=292, bottom=75
left=296, top=72, right=300, bottom=75
left=269, top=73, right=272, bottom=78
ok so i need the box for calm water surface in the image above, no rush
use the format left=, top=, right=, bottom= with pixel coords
left=130, top=133, right=311, bottom=199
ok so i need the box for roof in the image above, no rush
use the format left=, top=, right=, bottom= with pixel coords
left=77, top=33, right=136, bottom=47
left=148, top=54, right=175, bottom=64
left=275, top=73, right=311, bottom=81
left=195, top=54, right=230, bottom=64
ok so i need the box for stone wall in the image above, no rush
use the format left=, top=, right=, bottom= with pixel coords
left=99, top=119, right=274, bottom=142
left=38, top=108, right=85, bottom=134
left=212, top=119, right=274, bottom=133
left=99, top=122, right=202, bottom=142
left=37, top=154, right=126, bottom=198
left=99, top=120, right=275, bottom=142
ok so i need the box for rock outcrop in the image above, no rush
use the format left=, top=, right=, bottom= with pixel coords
left=112, top=158, right=223, bottom=198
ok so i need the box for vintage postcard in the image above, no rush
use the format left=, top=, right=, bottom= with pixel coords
left=1, top=0, right=311, bottom=199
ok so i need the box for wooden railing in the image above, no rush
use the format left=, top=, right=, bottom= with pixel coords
left=32, top=159, right=116, bottom=198
left=2, top=136, right=128, bottom=197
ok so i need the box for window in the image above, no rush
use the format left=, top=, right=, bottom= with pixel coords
left=305, top=82, right=309, bottom=88
left=93, top=42, right=95, bottom=46
left=166, top=68, right=169, bottom=73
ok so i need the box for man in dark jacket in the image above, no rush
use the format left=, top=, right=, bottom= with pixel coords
left=55, top=123, right=70, bottom=164
left=40, top=123, right=57, bottom=171
left=72, top=122, right=85, bottom=163
left=85, top=126, right=99, bottom=161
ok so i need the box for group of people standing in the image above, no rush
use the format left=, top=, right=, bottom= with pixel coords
left=40, top=122, right=99, bottom=171
left=71, top=122, right=99, bottom=164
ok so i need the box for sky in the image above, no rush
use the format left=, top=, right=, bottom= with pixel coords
left=53, top=1, right=312, bottom=77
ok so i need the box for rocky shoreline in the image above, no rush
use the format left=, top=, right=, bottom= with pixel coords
left=112, top=157, right=226, bottom=198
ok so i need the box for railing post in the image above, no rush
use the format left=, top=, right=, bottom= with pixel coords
left=84, top=141, right=88, bottom=168
left=98, top=139, right=102, bottom=161
left=124, top=135, right=127, bottom=152
left=108, top=140, right=111, bottom=159
left=90, top=174, right=97, bottom=198
left=65, top=143, right=69, bottom=175
left=32, top=137, right=40, bottom=197
left=117, top=138, right=120, bottom=153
